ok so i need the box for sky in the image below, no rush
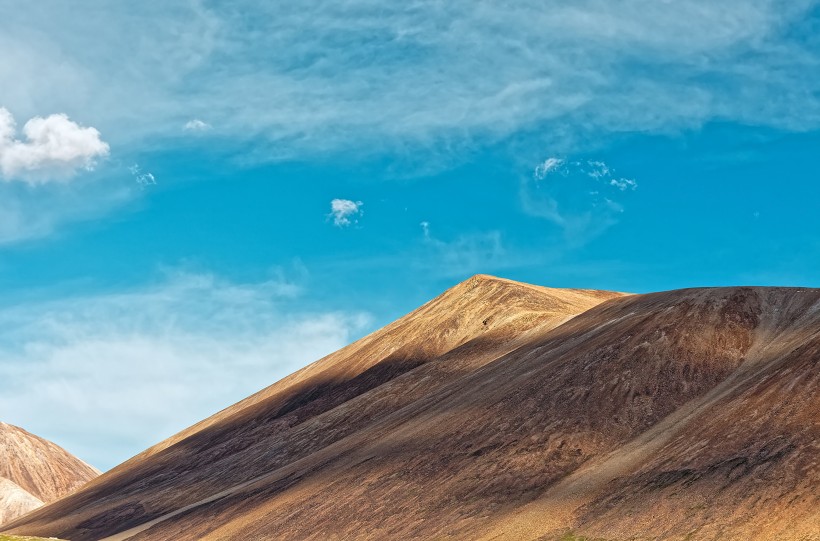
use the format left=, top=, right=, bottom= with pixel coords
left=0, top=0, right=819, bottom=471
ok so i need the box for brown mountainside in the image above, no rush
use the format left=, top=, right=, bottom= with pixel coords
left=0, top=477, right=42, bottom=527
left=0, top=423, right=99, bottom=526
left=4, top=276, right=819, bottom=540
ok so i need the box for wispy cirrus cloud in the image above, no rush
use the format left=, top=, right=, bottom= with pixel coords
left=129, top=164, right=156, bottom=188
left=0, top=176, right=133, bottom=245
left=0, top=269, right=372, bottom=470
left=1, top=1, right=818, bottom=160
left=534, top=158, right=565, bottom=179
left=0, top=2, right=817, bottom=246
left=419, top=221, right=431, bottom=240
left=419, top=221, right=507, bottom=277
left=523, top=158, right=638, bottom=243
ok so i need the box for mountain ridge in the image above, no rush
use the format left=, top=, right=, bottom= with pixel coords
left=0, top=422, right=99, bottom=526
left=4, top=277, right=818, bottom=540
left=125, top=274, right=625, bottom=464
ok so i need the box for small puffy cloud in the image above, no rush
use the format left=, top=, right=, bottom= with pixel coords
left=183, top=119, right=210, bottom=132
left=0, top=107, right=109, bottom=183
left=534, top=157, right=565, bottom=180
left=586, top=161, right=611, bottom=179
left=610, top=177, right=637, bottom=191
left=329, top=198, right=363, bottom=227
left=584, top=161, right=636, bottom=190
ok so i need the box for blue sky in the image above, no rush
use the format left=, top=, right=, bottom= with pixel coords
left=1, top=1, right=818, bottom=470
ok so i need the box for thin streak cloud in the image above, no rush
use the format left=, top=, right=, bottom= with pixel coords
left=0, top=270, right=372, bottom=469
left=0, top=2, right=817, bottom=160
left=522, top=158, right=639, bottom=243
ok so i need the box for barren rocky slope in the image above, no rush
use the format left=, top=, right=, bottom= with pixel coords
left=0, top=423, right=99, bottom=526
left=0, top=478, right=41, bottom=527
left=4, top=276, right=819, bottom=540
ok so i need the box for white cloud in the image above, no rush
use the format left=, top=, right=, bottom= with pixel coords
left=586, top=161, right=611, bottom=179
left=0, top=107, right=109, bottom=183
left=129, top=164, right=156, bottom=188
left=0, top=179, right=132, bottom=245
left=610, top=177, right=637, bottom=191
left=523, top=158, right=638, bottom=242
left=137, top=172, right=156, bottom=187
left=0, top=2, right=818, bottom=160
left=534, top=158, right=565, bottom=180
left=420, top=224, right=507, bottom=277
left=419, top=221, right=431, bottom=239
left=183, top=119, right=210, bottom=132
left=329, top=198, right=363, bottom=227
left=0, top=270, right=372, bottom=470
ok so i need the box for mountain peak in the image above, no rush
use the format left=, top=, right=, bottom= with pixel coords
left=463, top=273, right=500, bottom=285
left=7, top=283, right=818, bottom=541
left=0, top=422, right=98, bottom=526
left=121, top=275, right=624, bottom=462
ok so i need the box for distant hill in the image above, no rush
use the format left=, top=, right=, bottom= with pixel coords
left=4, top=276, right=819, bottom=540
left=0, top=422, right=99, bottom=526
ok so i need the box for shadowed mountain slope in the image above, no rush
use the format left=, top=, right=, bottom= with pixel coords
left=0, top=423, right=99, bottom=526
left=4, top=275, right=622, bottom=539
left=5, top=277, right=819, bottom=541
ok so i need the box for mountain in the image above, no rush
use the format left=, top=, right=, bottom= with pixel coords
left=4, top=276, right=819, bottom=540
left=0, top=478, right=42, bottom=527
left=0, top=422, right=99, bottom=526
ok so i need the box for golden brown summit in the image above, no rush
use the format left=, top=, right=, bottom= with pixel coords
left=4, top=277, right=818, bottom=541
